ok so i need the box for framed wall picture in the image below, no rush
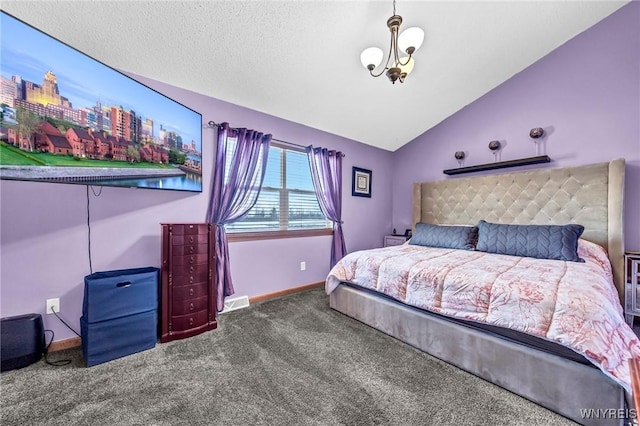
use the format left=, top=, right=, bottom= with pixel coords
left=352, top=167, right=372, bottom=198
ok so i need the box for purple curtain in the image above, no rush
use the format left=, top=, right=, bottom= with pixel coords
left=306, top=146, right=346, bottom=268
left=207, top=122, right=271, bottom=311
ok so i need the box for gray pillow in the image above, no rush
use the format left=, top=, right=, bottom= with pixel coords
left=409, top=223, right=478, bottom=250
left=476, top=220, right=584, bottom=262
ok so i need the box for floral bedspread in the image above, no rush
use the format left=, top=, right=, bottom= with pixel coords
left=326, top=239, right=640, bottom=392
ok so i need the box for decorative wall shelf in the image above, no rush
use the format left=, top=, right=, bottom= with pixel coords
left=443, top=155, right=551, bottom=176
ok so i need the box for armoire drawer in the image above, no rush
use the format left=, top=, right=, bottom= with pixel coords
left=171, top=309, right=209, bottom=331
left=171, top=234, right=209, bottom=246
left=171, top=267, right=209, bottom=284
left=171, top=296, right=209, bottom=316
left=169, top=224, right=210, bottom=236
left=171, top=253, right=209, bottom=267
left=171, top=244, right=209, bottom=256
left=171, top=283, right=208, bottom=302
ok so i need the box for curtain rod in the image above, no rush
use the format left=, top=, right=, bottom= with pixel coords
left=207, top=120, right=345, bottom=156
left=207, top=120, right=306, bottom=149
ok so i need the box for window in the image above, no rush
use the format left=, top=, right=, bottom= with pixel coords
left=226, top=142, right=330, bottom=237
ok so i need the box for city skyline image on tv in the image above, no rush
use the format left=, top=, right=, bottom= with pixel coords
left=0, top=11, right=203, bottom=192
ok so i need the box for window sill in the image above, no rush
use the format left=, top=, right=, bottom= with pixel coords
left=227, top=228, right=333, bottom=242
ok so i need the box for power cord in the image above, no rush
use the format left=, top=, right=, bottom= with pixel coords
left=51, top=308, right=81, bottom=338
left=86, top=185, right=103, bottom=275
left=43, top=329, right=71, bottom=366
left=44, top=183, right=102, bottom=366
left=44, top=307, right=82, bottom=367
left=46, top=184, right=101, bottom=366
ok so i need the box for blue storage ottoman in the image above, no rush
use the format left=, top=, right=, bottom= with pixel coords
left=81, top=267, right=159, bottom=367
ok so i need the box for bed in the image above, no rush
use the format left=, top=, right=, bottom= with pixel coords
left=326, top=158, right=635, bottom=426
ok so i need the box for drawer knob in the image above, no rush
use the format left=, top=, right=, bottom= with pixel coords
left=189, top=247, right=194, bottom=254
left=189, top=303, right=194, bottom=311
left=189, top=266, right=194, bottom=273
left=189, top=288, right=194, bottom=296
left=190, top=256, right=194, bottom=264
left=189, top=237, right=194, bottom=243
left=189, top=317, right=194, bottom=326
left=189, top=276, right=194, bottom=283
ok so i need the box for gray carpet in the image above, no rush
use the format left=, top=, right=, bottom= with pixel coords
left=0, top=288, right=577, bottom=425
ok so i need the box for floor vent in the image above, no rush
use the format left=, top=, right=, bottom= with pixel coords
left=220, top=296, right=250, bottom=314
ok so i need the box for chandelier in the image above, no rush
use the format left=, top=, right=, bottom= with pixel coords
left=360, top=0, right=425, bottom=84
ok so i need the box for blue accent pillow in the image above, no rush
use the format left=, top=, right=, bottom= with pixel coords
left=409, top=223, right=478, bottom=250
left=475, top=220, right=585, bottom=262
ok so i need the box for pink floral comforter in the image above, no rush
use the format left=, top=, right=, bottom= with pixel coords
left=326, top=239, right=640, bottom=392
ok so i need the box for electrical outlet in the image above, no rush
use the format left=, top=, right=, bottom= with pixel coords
left=46, top=298, right=60, bottom=315
left=300, top=261, right=306, bottom=271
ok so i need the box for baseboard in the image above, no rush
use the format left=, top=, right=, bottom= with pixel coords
left=48, top=336, right=81, bottom=352
left=249, top=281, right=324, bottom=304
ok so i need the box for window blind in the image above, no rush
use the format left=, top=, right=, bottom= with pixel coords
left=226, top=144, right=329, bottom=232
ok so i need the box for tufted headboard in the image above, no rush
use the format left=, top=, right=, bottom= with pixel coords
left=412, top=158, right=625, bottom=300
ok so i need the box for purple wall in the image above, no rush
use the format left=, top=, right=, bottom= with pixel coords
left=392, top=2, right=640, bottom=251
left=0, top=76, right=393, bottom=341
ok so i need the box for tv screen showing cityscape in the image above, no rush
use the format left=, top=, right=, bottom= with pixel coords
left=0, top=11, right=203, bottom=192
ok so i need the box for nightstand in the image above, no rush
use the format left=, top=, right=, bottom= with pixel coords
left=384, top=235, right=408, bottom=247
left=624, top=252, right=640, bottom=326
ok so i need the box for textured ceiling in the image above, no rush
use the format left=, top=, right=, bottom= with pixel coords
left=0, top=1, right=629, bottom=151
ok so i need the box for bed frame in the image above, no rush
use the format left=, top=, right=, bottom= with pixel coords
left=329, top=158, right=627, bottom=426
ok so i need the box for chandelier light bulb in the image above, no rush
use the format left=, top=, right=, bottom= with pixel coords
left=360, top=47, right=384, bottom=70
left=398, top=27, right=425, bottom=54
left=396, top=57, right=415, bottom=75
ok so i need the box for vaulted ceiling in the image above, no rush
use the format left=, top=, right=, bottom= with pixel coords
left=1, top=1, right=629, bottom=151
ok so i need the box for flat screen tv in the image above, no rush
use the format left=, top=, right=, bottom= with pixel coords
left=0, top=11, right=203, bottom=192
